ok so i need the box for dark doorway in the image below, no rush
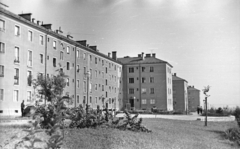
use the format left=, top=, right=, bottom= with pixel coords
left=130, top=99, right=134, bottom=108
left=105, top=103, right=108, bottom=109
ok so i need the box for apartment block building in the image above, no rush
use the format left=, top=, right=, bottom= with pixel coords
left=118, top=53, right=173, bottom=111
left=0, top=7, right=123, bottom=116
left=187, top=86, right=200, bottom=112
left=172, top=73, right=188, bottom=112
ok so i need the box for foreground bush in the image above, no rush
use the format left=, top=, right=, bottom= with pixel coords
left=225, top=127, right=240, bottom=146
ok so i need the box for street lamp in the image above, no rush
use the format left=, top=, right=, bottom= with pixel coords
left=85, top=71, right=90, bottom=114
left=202, top=85, right=210, bottom=126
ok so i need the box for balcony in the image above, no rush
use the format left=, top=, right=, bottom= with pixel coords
left=14, top=59, right=20, bottom=64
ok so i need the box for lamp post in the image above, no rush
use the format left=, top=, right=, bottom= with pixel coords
left=202, top=85, right=210, bottom=126
left=85, top=71, right=90, bottom=114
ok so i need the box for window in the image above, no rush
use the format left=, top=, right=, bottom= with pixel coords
left=0, top=19, right=5, bottom=31
left=90, top=69, right=92, bottom=79
left=14, top=68, right=19, bottom=85
left=14, top=47, right=20, bottom=63
left=95, top=57, right=97, bottom=64
left=105, top=79, right=107, bottom=85
left=28, top=31, right=33, bottom=41
left=77, top=65, right=80, bottom=73
left=106, top=91, right=108, bottom=98
left=77, top=95, right=79, bottom=103
left=53, top=41, right=56, bottom=49
left=150, top=88, right=154, bottom=94
left=77, top=80, right=80, bottom=88
left=129, top=67, right=134, bottom=73
left=102, top=72, right=104, bottom=78
left=60, top=51, right=63, bottom=60
left=109, top=63, right=111, bottom=68
left=53, top=58, right=56, bottom=67
left=102, top=60, right=104, bottom=66
left=95, top=70, right=97, bottom=78
left=76, top=50, right=79, bottom=58
left=129, top=78, right=134, bottom=83
left=0, top=42, right=5, bottom=53
left=83, top=67, right=86, bottom=75
left=105, top=67, right=107, bottom=73
left=150, top=77, right=154, bottom=83
left=150, top=67, right=154, bottom=72
left=90, top=96, right=92, bottom=103
left=84, top=81, right=86, bottom=92
left=102, top=85, right=104, bottom=91
left=129, top=88, right=134, bottom=94
left=67, top=78, right=69, bottom=86
left=27, top=91, right=31, bottom=102
left=89, top=83, right=92, bottom=93
left=40, top=54, right=43, bottom=64
left=142, top=77, right=146, bottom=83
left=141, top=88, right=146, bottom=94
left=83, top=53, right=86, bottom=60
left=66, top=46, right=70, bottom=54
left=142, top=67, right=145, bottom=72
left=67, top=62, right=70, bottom=70
left=27, top=71, right=32, bottom=86
left=95, top=97, right=98, bottom=104
left=150, top=99, right=155, bottom=104
left=0, top=89, right=3, bottom=100
left=0, top=65, right=4, bottom=77
left=15, top=25, right=20, bottom=36
left=39, top=35, right=44, bottom=45
left=89, top=55, right=92, bottom=62
left=27, top=50, right=33, bottom=67
left=95, top=84, right=97, bottom=90
left=142, top=99, right=147, bottom=104
left=13, top=90, right=19, bottom=102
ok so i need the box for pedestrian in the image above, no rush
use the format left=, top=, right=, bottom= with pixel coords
left=21, top=100, right=25, bottom=117
left=200, top=106, right=203, bottom=114
left=197, top=105, right=200, bottom=115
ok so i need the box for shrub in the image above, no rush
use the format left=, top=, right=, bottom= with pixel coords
left=234, top=106, right=240, bottom=119
left=225, top=127, right=240, bottom=146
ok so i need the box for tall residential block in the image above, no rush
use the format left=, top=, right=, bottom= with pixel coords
left=172, top=73, right=188, bottom=112
left=187, top=86, right=200, bottom=112
left=118, top=53, right=173, bottom=111
left=0, top=7, right=123, bottom=116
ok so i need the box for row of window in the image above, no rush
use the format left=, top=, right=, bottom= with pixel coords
left=129, top=88, right=155, bottom=94
left=77, top=95, right=116, bottom=106
left=129, top=66, right=154, bottom=73
left=0, top=18, right=120, bottom=71
left=83, top=81, right=118, bottom=93
left=0, top=89, right=32, bottom=102
left=141, top=99, right=155, bottom=104
left=129, top=77, right=155, bottom=83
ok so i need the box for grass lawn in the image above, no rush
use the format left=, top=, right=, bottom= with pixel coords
left=0, top=118, right=239, bottom=149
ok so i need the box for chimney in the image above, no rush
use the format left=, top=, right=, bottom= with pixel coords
left=108, top=52, right=111, bottom=57
left=138, top=54, right=141, bottom=57
left=89, top=46, right=97, bottom=51
left=145, top=54, right=151, bottom=58
left=41, top=24, right=52, bottom=30
left=112, top=51, right=117, bottom=60
left=141, top=52, right=144, bottom=59
left=31, top=18, right=35, bottom=23
left=37, top=21, right=41, bottom=25
left=76, top=40, right=87, bottom=46
left=152, top=53, right=156, bottom=58
left=174, top=73, right=177, bottom=76
left=67, top=34, right=73, bottom=39
left=18, top=13, right=32, bottom=21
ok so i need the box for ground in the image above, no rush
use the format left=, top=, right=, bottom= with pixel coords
left=0, top=118, right=239, bottom=149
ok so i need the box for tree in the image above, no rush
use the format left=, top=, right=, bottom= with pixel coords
left=32, top=70, right=68, bottom=104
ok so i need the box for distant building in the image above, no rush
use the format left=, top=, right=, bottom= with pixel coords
left=118, top=53, right=173, bottom=111
left=0, top=7, right=123, bottom=116
left=187, top=86, right=200, bottom=112
left=172, top=73, right=188, bottom=112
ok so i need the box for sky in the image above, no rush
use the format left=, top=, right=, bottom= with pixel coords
left=2, top=0, right=240, bottom=107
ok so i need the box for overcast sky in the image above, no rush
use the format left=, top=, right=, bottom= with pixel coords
left=2, top=0, right=240, bottom=107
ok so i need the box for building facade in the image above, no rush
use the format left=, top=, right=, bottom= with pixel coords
left=187, top=86, right=200, bottom=112
left=172, top=73, right=188, bottom=112
left=0, top=7, right=123, bottom=116
left=118, top=53, right=173, bottom=111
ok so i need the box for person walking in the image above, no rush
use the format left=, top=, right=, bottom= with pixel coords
left=200, top=106, right=203, bottom=114
left=197, top=105, right=200, bottom=115
left=21, top=100, right=25, bottom=117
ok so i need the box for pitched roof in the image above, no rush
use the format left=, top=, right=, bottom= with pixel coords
left=172, top=75, right=188, bottom=83
left=118, top=56, right=173, bottom=67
